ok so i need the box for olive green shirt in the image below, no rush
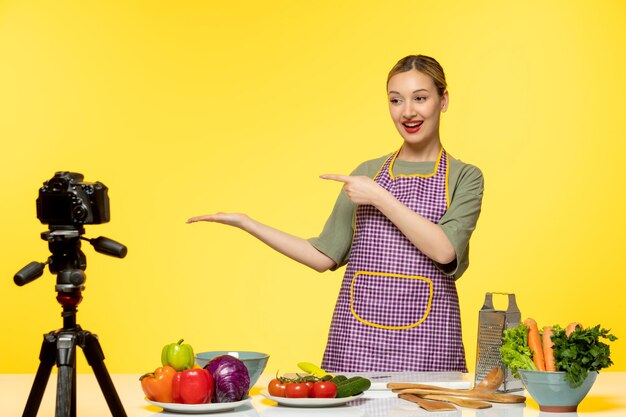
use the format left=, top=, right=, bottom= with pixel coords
left=308, top=153, right=484, bottom=279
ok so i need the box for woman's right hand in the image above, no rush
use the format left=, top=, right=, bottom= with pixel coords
left=186, top=212, right=250, bottom=229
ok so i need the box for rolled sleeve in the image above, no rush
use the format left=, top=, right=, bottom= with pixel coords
left=435, top=163, right=484, bottom=279
left=307, top=190, right=356, bottom=271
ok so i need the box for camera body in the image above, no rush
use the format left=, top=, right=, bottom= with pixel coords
left=36, top=172, right=110, bottom=226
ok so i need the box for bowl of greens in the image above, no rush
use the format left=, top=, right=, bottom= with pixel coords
left=501, top=320, right=617, bottom=412
left=517, top=369, right=597, bottom=412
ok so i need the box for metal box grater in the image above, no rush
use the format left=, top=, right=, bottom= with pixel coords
left=474, top=292, right=524, bottom=392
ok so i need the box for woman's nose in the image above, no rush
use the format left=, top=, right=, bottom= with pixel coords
left=402, top=103, right=417, bottom=119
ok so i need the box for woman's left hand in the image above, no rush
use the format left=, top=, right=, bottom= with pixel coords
left=320, top=174, right=387, bottom=206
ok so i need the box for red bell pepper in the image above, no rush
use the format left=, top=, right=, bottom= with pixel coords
left=172, top=368, right=214, bottom=404
left=140, top=365, right=176, bottom=403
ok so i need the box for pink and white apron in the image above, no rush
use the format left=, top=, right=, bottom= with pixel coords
left=321, top=148, right=466, bottom=372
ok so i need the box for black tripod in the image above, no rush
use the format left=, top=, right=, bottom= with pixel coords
left=15, top=227, right=128, bottom=417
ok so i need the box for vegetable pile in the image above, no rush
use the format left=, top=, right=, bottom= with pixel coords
left=266, top=362, right=371, bottom=399
left=500, top=319, right=617, bottom=387
left=140, top=339, right=250, bottom=404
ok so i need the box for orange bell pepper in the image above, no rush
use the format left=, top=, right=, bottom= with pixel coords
left=140, top=365, right=176, bottom=403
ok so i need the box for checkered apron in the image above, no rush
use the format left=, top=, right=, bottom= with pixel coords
left=321, top=148, right=466, bottom=372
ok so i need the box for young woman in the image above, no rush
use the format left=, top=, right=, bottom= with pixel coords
left=188, top=55, right=483, bottom=372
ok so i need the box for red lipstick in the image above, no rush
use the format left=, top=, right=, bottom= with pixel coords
left=402, top=120, right=423, bottom=134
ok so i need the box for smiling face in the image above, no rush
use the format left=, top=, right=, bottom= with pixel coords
left=387, top=69, right=448, bottom=158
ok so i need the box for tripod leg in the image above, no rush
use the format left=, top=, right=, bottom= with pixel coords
left=81, top=331, right=127, bottom=417
left=22, top=332, right=57, bottom=417
left=56, top=366, right=74, bottom=417
left=55, top=332, right=77, bottom=417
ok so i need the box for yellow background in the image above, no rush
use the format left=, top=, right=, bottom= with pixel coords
left=1, top=0, right=624, bottom=375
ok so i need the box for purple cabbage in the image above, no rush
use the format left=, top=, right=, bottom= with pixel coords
left=204, top=355, right=250, bottom=403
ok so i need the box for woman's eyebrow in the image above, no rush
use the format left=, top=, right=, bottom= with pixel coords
left=388, top=88, right=429, bottom=95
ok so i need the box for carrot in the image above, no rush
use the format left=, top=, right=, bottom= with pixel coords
left=524, top=318, right=546, bottom=371
left=542, top=326, right=556, bottom=371
left=566, top=322, right=582, bottom=336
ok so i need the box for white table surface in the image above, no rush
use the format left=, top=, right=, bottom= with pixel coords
left=1, top=372, right=625, bottom=416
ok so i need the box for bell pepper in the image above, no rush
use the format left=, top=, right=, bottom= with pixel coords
left=140, top=365, right=176, bottom=403
left=161, top=339, right=195, bottom=371
left=172, top=368, right=214, bottom=404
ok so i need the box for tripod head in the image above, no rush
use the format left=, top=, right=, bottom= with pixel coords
left=14, top=226, right=127, bottom=292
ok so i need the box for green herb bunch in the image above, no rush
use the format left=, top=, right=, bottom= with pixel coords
left=551, top=325, right=617, bottom=387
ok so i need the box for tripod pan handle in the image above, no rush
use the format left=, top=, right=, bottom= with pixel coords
left=14, top=261, right=46, bottom=286
left=90, top=236, right=128, bottom=258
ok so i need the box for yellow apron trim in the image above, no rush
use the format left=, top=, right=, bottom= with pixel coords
left=388, top=146, right=443, bottom=180
left=372, top=152, right=395, bottom=182
left=349, top=271, right=433, bottom=330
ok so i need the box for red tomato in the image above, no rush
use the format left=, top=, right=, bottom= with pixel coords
left=285, top=382, right=309, bottom=398
left=310, top=381, right=337, bottom=398
left=304, top=381, right=315, bottom=397
left=268, top=378, right=287, bottom=397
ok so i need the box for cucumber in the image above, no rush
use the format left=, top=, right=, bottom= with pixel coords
left=335, top=376, right=371, bottom=398
left=330, top=375, right=348, bottom=384
left=335, top=376, right=363, bottom=387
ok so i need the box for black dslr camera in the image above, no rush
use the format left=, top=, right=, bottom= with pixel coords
left=36, top=172, right=110, bottom=226
left=15, top=171, right=126, bottom=288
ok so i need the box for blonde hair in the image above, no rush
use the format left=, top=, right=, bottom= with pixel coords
left=387, top=55, right=447, bottom=96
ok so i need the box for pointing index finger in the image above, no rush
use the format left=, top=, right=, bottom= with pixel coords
left=320, top=174, right=352, bottom=183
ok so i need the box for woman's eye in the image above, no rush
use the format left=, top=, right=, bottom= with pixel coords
left=415, top=96, right=427, bottom=102
left=390, top=98, right=402, bottom=105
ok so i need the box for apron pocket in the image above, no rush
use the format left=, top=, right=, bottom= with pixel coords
left=350, top=270, right=433, bottom=330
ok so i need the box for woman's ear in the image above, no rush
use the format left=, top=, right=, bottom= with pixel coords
left=441, top=90, right=449, bottom=113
